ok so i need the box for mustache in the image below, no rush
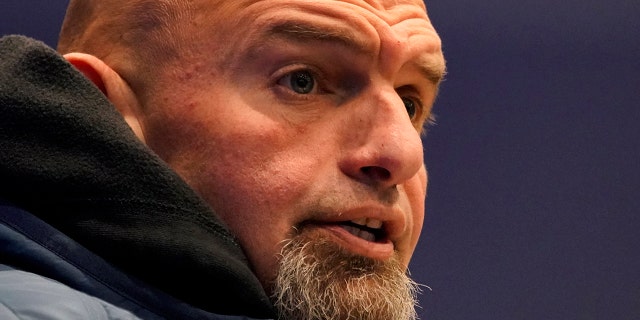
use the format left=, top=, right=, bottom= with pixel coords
left=303, top=183, right=401, bottom=213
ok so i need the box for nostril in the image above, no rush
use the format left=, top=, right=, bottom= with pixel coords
left=360, top=166, right=391, bottom=182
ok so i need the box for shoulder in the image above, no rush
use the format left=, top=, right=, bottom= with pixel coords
left=0, top=264, right=142, bottom=320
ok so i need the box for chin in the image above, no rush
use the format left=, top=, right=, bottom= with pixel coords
left=269, top=231, right=420, bottom=320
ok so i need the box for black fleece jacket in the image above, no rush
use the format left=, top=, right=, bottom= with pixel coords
left=0, top=35, right=274, bottom=318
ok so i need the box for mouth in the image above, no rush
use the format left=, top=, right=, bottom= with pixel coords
left=337, top=218, right=386, bottom=243
left=298, top=217, right=394, bottom=260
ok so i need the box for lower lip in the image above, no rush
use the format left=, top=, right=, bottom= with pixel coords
left=316, top=224, right=395, bottom=260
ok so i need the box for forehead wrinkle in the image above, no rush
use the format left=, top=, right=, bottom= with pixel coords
left=382, top=13, right=445, bottom=85
left=264, top=20, right=373, bottom=55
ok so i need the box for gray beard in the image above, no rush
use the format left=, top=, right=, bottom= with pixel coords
left=270, top=232, right=420, bottom=320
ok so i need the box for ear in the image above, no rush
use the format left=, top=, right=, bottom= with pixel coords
left=64, top=53, right=146, bottom=143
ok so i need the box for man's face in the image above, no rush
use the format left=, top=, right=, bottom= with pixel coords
left=137, top=0, right=444, bottom=310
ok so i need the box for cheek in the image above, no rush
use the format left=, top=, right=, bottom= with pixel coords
left=204, top=157, right=305, bottom=215
left=142, top=81, right=323, bottom=225
left=192, top=131, right=324, bottom=285
left=185, top=119, right=318, bottom=233
left=413, top=166, right=428, bottom=242
left=400, top=166, right=427, bottom=266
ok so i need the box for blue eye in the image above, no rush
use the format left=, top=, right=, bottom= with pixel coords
left=288, top=70, right=315, bottom=94
left=402, top=96, right=418, bottom=119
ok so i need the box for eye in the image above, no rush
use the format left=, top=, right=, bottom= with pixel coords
left=401, top=96, right=420, bottom=119
left=279, top=70, right=316, bottom=94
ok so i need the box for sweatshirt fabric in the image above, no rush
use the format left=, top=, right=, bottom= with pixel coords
left=0, top=35, right=275, bottom=319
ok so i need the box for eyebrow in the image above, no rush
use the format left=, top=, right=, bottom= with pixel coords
left=264, top=21, right=372, bottom=54
left=416, top=57, right=447, bottom=85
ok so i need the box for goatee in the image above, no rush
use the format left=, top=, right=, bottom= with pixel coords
left=271, top=232, right=420, bottom=320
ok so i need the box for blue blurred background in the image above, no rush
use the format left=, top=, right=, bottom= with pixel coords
left=2, top=1, right=639, bottom=319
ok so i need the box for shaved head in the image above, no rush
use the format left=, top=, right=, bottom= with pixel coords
left=59, top=0, right=214, bottom=95
left=57, top=0, right=256, bottom=101
left=59, top=0, right=190, bottom=55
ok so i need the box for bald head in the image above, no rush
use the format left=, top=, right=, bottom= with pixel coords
left=57, top=0, right=262, bottom=97
left=58, top=0, right=215, bottom=112
left=60, top=0, right=190, bottom=62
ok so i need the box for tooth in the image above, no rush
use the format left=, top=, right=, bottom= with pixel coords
left=352, top=218, right=367, bottom=226
left=366, top=219, right=383, bottom=229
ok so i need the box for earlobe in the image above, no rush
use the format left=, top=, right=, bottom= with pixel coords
left=64, top=53, right=147, bottom=143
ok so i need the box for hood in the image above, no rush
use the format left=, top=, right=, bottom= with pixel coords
left=0, top=35, right=274, bottom=318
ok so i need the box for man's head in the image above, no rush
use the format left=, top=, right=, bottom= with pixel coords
left=59, top=0, right=445, bottom=318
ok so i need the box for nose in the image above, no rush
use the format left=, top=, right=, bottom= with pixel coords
left=338, top=87, right=424, bottom=190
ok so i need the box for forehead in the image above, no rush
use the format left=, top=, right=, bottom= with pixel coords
left=316, top=0, right=427, bottom=11
left=193, top=0, right=433, bottom=33
left=199, top=0, right=441, bottom=60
